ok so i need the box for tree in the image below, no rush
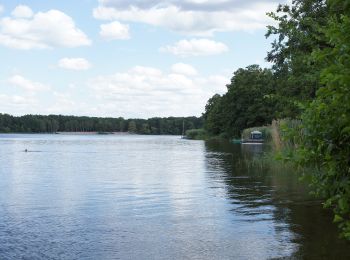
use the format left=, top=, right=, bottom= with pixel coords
left=127, top=121, right=137, bottom=133
left=140, top=123, right=151, bottom=134
left=266, top=0, right=329, bottom=117
left=296, top=0, right=350, bottom=239
left=203, top=94, right=224, bottom=135
left=0, top=114, right=203, bottom=135
left=204, top=65, right=277, bottom=137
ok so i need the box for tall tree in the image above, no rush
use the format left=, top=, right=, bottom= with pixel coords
left=266, top=0, right=329, bottom=117
left=204, top=65, right=277, bottom=137
left=296, top=0, right=350, bottom=239
left=203, top=94, right=224, bottom=136
left=127, top=121, right=137, bottom=133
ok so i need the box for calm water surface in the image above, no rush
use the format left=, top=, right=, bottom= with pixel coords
left=0, top=134, right=349, bottom=259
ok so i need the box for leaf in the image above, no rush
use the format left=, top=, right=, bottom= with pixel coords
left=334, top=214, right=344, bottom=223
left=341, top=126, right=350, bottom=135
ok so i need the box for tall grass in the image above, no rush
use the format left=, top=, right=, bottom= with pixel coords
left=271, top=119, right=303, bottom=151
left=238, top=119, right=307, bottom=175
left=185, top=128, right=208, bottom=140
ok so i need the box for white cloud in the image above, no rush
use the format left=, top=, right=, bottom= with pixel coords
left=160, top=39, right=228, bottom=57
left=93, top=0, right=284, bottom=36
left=100, top=21, right=130, bottom=40
left=0, top=6, right=91, bottom=49
left=58, top=58, right=92, bottom=70
left=8, top=75, right=51, bottom=91
left=12, top=95, right=27, bottom=104
left=0, top=93, right=39, bottom=115
left=171, top=63, right=197, bottom=76
left=1, top=65, right=230, bottom=117
left=0, top=5, right=4, bottom=14
left=0, top=94, right=29, bottom=105
left=46, top=92, right=76, bottom=114
left=0, top=94, right=28, bottom=104
left=11, top=5, right=33, bottom=18
left=88, top=64, right=229, bottom=118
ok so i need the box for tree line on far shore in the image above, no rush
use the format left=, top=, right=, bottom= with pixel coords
left=0, top=114, right=203, bottom=135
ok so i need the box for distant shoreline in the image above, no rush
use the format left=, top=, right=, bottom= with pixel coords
left=56, top=131, right=131, bottom=135
left=0, top=114, right=203, bottom=135
left=0, top=132, right=132, bottom=135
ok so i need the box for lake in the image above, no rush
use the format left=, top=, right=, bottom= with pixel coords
left=0, top=134, right=349, bottom=259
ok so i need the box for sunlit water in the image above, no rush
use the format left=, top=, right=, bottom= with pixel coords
left=0, top=134, right=349, bottom=259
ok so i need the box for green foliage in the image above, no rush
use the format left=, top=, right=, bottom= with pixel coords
left=140, top=123, right=151, bottom=134
left=277, top=119, right=304, bottom=149
left=266, top=0, right=350, bottom=239
left=203, top=94, right=224, bottom=135
left=127, top=121, right=137, bottom=133
left=202, top=0, right=350, bottom=239
left=266, top=0, right=329, bottom=117
left=203, top=65, right=277, bottom=137
left=294, top=2, right=350, bottom=239
left=0, top=114, right=203, bottom=136
left=185, top=129, right=207, bottom=140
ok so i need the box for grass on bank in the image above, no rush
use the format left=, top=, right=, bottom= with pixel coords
left=185, top=128, right=208, bottom=140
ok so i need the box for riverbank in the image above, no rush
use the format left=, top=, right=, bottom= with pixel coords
left=231, top=120, right=350, bottom=240
left=56, top=131, right=131, bottom=135
left=187, top=119, right=299, bottom=151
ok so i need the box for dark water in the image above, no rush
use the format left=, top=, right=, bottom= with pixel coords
left=0, top=134, right=349, bottom=259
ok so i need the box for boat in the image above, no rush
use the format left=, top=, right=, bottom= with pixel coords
left=242, top=130, right=264, bottom=144
left=232, top=130, right=264, bottom=144
left=232, top=139, right=242, bottom=144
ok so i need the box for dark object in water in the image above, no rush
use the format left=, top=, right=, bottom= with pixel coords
left=24, top=149, right=28, bottom=152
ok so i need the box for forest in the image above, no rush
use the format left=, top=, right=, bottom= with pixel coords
left=203, top=0, right=350, bottom=239
left=0, top=114, right=203, bottom=135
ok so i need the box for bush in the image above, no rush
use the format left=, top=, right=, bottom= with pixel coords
left=185, top=129, right=207, bottom=140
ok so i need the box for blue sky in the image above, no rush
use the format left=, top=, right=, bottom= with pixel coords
left=0, top=0, right=287, bottom=118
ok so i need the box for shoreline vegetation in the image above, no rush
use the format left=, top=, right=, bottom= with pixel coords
left=191, top=0, right=350, bottom=239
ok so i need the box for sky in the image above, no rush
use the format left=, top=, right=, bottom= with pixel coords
left=0, top=0, right=288, bottom=118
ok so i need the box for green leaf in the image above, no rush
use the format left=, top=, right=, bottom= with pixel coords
left=334, top=214, right=344, bottom=223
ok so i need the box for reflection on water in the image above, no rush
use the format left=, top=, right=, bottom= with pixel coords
left=0, top=134, right=349, bottom=259
left=205, top=139, right=350, bottom=259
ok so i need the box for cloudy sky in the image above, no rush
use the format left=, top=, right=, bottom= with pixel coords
left=0, top=0, right=287, bottom=118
